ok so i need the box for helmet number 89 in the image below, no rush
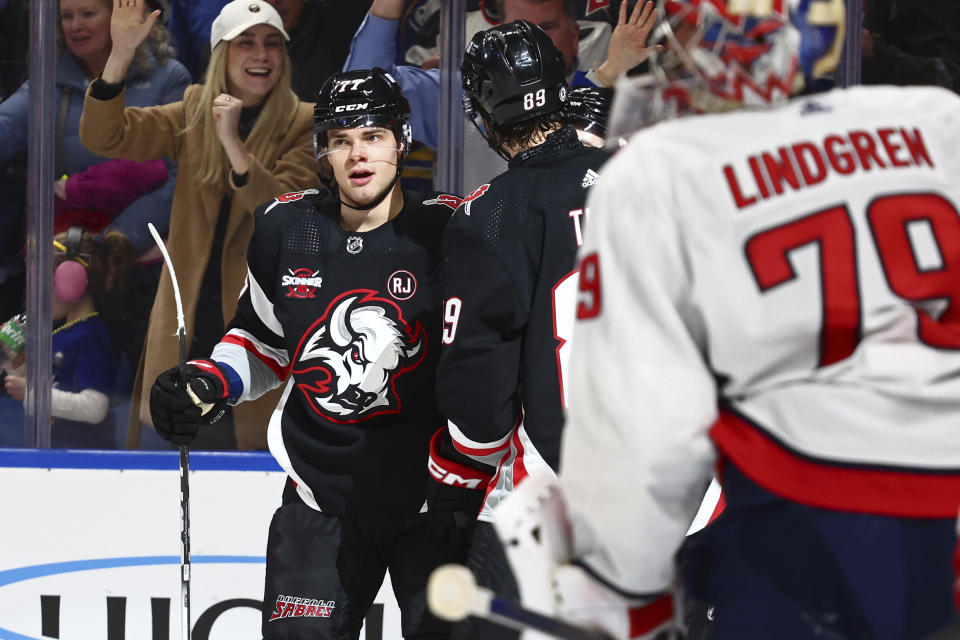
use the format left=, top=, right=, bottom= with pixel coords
left=523, top=89, right=547, bottom=111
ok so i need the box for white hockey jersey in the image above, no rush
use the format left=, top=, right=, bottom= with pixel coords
left=561, top=85, right=960, bottom=597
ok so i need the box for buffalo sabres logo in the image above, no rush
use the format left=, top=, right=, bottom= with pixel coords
left=291, top=290, right=426, bottom=422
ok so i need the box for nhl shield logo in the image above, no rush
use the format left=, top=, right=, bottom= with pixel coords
left=345, top=236, right=363, bottom=254
left=387, top=270, right=417, bottom=301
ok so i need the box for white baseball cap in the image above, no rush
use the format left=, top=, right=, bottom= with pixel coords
left=209, top=0, right=290, bottom=51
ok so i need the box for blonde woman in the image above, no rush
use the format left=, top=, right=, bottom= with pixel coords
left=80, top=0, right=322, bottom=450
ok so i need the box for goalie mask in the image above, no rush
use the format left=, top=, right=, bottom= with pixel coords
left=607, top=0, right=845, bottom=139
left=461, top=20, right=570, bottom=158
left=314, top=68, right=413, bottom=210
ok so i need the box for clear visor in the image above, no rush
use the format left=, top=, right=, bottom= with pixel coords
left=313, top=125, right=403, bottom=160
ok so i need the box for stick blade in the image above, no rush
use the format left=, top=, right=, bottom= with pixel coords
left=428, top=564, right=479, bottom=622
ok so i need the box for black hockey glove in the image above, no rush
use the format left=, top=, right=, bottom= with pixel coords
left=426, top=427, right=493, bottom=548
left=149, top=359, right=231, bottom=445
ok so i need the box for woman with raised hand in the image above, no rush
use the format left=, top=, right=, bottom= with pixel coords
left=80, top=0, right=322, bottom=451
left=0, top=0, right=188, bottom=251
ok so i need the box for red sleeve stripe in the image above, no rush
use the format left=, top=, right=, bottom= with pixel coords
left=452, top=439, right=511, bottom=457
left=186, top=360, right=228, bottom=397
left=711, top=408, right=960, bottom=518
left=221, top=333, right=289, bottom=381
left=510, top=429, right=529, bottom=486
left=448, top=419, right=512, bottom=457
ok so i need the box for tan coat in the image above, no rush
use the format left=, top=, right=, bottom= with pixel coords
left=80, top=84, right=322, bottom=449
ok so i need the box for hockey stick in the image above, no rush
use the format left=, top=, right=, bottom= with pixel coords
left=147, top=223, right=191, bottom=640
left=427, top=564, right=610, bottom=640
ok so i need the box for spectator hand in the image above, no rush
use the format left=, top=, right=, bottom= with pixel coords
left=421, top=54, right=441, bottom=70
left=54, top=177, right=67, bottom=201
left=212, top=94, right=244, bottom=147
left=597, top=0, right=664, bottom=86
left=3, top=373, right=24, bottom=402
left=109, top=0, right=160, bottom=56
left=149, top=360, right=230, bottom=445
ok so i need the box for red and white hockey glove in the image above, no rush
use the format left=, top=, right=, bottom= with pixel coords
left=426, top=427, right=493, bottom=545
left=553, top=564, right=676, bottom=640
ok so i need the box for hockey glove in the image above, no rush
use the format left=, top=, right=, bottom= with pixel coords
left=149, top=359, right=231, bottom=445
left=426, top=426, right=493, bottom=547
left=553, top=564, right=676, bottom=640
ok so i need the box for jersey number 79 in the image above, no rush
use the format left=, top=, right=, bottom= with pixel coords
left=745, top=192, right=960, bottom=368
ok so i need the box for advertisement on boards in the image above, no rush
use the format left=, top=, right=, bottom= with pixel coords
left=0, top=450, right=402, bottom=640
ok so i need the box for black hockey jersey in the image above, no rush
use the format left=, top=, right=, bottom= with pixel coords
left=436, top=127, right=610, bottom=520
left=211, top=188, right=453, bottom=516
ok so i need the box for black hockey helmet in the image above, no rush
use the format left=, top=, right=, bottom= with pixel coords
left=313, top=68, right=413, bottom=209
left=461, top=20, right=569, bottom=135
left=564, top=86, right=612, bottom=137
left=314, top=68, right=412, bottom=163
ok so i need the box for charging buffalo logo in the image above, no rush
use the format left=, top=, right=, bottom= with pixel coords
left=282, top=268, right=323, bottom=299
left=291, top=290, right=426, bottom=422
left=269, top=596, right=336, bottom=621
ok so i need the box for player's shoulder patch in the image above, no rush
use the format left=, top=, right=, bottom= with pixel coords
left=264, top=188, right=322, bottom=215
left=422, top=184, right=490, bottom=216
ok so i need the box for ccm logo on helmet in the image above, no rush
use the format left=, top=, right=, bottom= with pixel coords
left=334, top=102, right=369, bottom=112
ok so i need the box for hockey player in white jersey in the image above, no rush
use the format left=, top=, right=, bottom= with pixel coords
left=490, top=0, right=960, bottom=638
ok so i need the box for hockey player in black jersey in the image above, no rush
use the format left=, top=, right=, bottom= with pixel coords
left=435, top=20, right=611, bottom=640
left=148, top=68, right=484, bottom=639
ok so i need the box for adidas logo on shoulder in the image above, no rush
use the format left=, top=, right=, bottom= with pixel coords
left=581, top=169, right=600, bottom=188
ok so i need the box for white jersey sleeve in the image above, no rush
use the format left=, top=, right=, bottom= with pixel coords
left=561, top=132, right=719, bottom=596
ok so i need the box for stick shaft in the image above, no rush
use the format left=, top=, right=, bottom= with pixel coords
left=180, top=444, right=191, bottom=640
left=150, top=224, right=192, bottom=640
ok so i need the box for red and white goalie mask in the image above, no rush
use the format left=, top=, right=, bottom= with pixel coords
left=608, top=0, right=845, bottom=138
